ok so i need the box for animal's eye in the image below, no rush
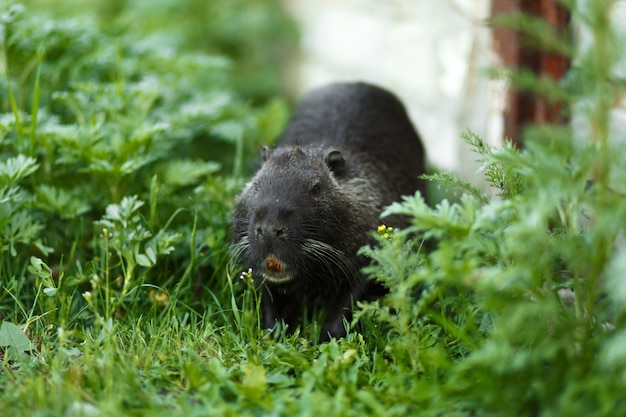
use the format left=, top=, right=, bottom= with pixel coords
left=310, top=182, right=321, bottom=196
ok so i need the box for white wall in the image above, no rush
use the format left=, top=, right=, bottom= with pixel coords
left=285, top=0, right=506, bottom=186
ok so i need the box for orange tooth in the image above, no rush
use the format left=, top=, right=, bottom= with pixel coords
left=266, top=255, right=282, bottom=272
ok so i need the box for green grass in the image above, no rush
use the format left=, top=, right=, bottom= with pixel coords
left=1, top=1, right=626, bottom=416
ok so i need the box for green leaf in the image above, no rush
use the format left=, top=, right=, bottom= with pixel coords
left=35, top=184, right=91, bottom=219
left=102, top=196, right=145, bottom=225
left=135, top=254, right=152, bottom=267
left=0, top=321, right=35, bottom=353
left=2, top=211, right=44, bottom=255
left=136, top=246, right=158, bottom=268
left=0, top=186, right=25, bottom=205
left=43, top=287, right=57, bottom=297
left=0, top=154, right=39, bottom=188
left=240, top=363, right=267, bottom=403
left=210, top=121, right=245, bottom=143
left=162, top=159, right=221, bottom=188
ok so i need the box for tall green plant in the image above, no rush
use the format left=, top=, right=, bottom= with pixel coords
left=359, top=1, right=626, bottom=415
left=0, top=1, right=287, bottom=330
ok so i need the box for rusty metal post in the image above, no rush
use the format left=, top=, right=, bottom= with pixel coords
left=492, top=0, right=571, bottom=146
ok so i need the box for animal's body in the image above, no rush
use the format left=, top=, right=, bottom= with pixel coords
left=232, top=81, right=426, bottom=341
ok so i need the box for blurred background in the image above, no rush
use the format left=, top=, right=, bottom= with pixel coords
left=286, top=0, right=501, bottom=186
left=25, top=0, right=619, bottom=187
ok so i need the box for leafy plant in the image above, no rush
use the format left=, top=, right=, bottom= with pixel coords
left=21, top=0, right=299, bottom=101
left=356, top=1, right=626, bottom=415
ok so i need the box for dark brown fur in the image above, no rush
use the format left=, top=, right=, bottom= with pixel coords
left=232, top=82, right=426, bottom=341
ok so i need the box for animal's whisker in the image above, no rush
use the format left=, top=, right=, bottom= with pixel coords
left=301, top=238, right=357, bottom=284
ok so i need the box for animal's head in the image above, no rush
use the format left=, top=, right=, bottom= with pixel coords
left=231, top=145, right=356, bottom=290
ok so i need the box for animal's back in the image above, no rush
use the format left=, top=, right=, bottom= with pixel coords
left=278, top=81, right=426, bottom=207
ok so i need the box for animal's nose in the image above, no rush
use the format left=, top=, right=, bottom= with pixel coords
left=256, top=224, right=288, bottom=239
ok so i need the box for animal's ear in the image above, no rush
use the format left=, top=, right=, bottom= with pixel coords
left=325, top=149, right=346, bottom=176
left=261, top=146, right=272, bottom=162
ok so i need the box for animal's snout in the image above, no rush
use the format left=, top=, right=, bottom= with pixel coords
left=253, top=202, right=294, bottom=241
left=255, top=223, right=288, bottom=240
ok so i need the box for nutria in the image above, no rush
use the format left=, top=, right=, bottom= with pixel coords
left=231, top=81, right=426, bottom=341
